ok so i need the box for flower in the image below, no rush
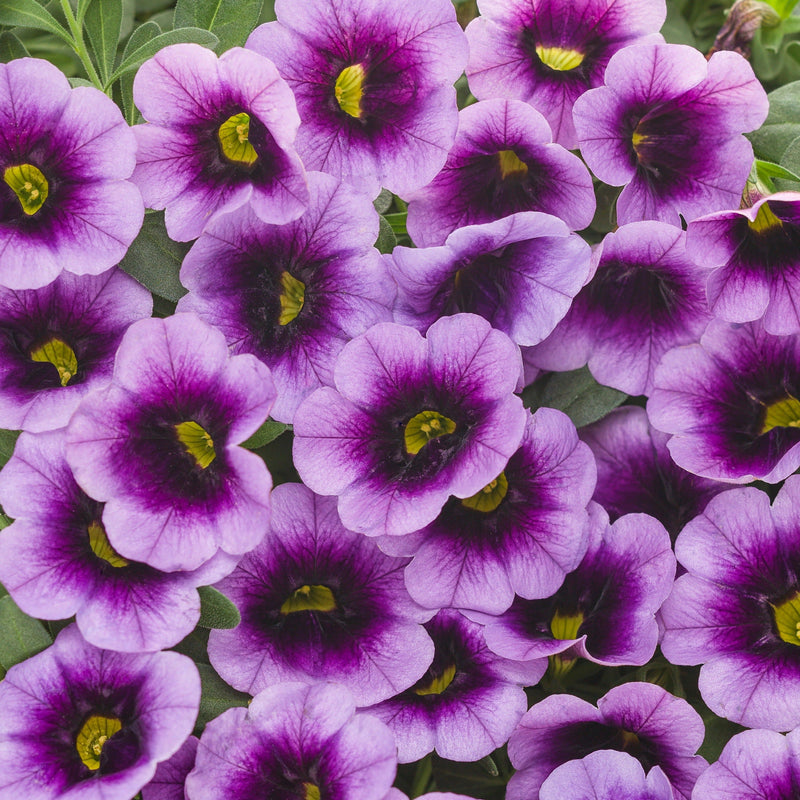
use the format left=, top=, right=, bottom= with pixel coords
left=405, top=99, right=595, bottom=247
left=293, top=313, right=527, bottom=537
left=0, top=58, right=143, bottom=288
left=0, top=625, right=200, bottom=800
left=573, top=42, right=768, bottom=225
left=142, top=737, right=198, bottom=800
left=0, top=268, right=151, bottom=432
left=465, top=0, right=667, bottom=149
left=65, top=313, right=275, bottom=572
left=246, top=0, right=467, bottom=197
left=132, top=44, right=308, bottom=241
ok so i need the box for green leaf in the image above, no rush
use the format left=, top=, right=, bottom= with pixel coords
left=748, top=80, right=800, bottom=164
left=0, top=429, right=20, bottom=469
left=197, top=586, right=241, bottom=630
left=0, top=0, right=71, bottom=43
left=107, top=26, right=218, bottom=84
left=764, top=0, right=800, bottom=19
left=373, top=188, right=393, bottom=215
left=118, top=210, right=189, bottom=302
left=755, top=157, right=800, bottom=184
left=173, top=0, right=264, bottom=52
left=195, top=663, right=249, bottom=731
left=777, top=133, right=800, bottom=182
left=384, top=211, right=408, bottom=236
left=119, top=20, right=161, bottom=123
left=698, top=713, right=747, bottom=761
left=0, top=595, right=53, bottom=670
left=84, top=0, right=124, bottom=84
left=242, top=419, right=289, bottom=450
left=522, top=367, right=628, bottom=428
left=374, top=215, right=397, bottom=254
left=0, top=31, right=29, bottom=61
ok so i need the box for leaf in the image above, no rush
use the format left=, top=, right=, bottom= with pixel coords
left=242, top=419, right=289, bottom=450
left=118, top=211, right=189, bottom=302
left=698, top=713, right=746, bottom=762
left=84, top=0, right=124, bottom=84
left=197, top=586, right=241, bottom=630
left=195, top=663, right=250, bottom=731
left=763, top=0, right=800, bottom=19
left=119, top=20, right=161, bottom=123
left=748, top=80, right=800, bottom=164
left=107, top=26, right=218, bottom=84
left=384, top=211, right=408, bottom=236
left=0, top=0, right=71, bottom=43
left=0, top=595, right=53, bottom=670
left=0, top=31, right=29, bottom=62
left=755, top=157, right=800, bottom=184
left=173, top=0, right=264, bottom=52
left=374, top=215, right=396, bottom=254
left=0, top=429, right=20, bottom=469
left=373, top=188, right=393, bottom=215
left=777, top=134, right=800, bottom=184
left=522, top=367, right=627, bottom=428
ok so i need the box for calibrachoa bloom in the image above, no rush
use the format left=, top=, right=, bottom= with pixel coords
left=648, top=319, right=800, bottom=483
left=0, top=268, right=151, bottom=433
left=686, top=191, right=800, bottom=334
left=661, top=479, right=800, bottom=731
left=378, top=407, right=595, bottom=614
left=207, top=483, right=434, bottom=705
left=366, top=609, right=545, bottom=763
left=476, top=504, right=675, bottom=669
left=0, top=625, right=200, bottom=800
left=465, top=0, right=667, bottom=149
left=0, top=58, right=143, bottom=289
left=142, top=737, right=198, bottom=800
left=573, top=42, right=768, bottom=225
left=293, top=313, right=527, bottom=537
left=528, top=222, right=712, bottom=396
left=65, top=313, right=275, bottom=572
left=177, top=171, right=393, bottom=422
left=405, top=99, right=595, bottom=247
left=247, top=0, right=467, bottom=197
left=390, top=211, right=592, bottom=347
left=0, top=430, right=235, bottom=652
left=185, top=682, right=396, bottom=800
left=506, top=682, right=708, bottom=800
left=132, top=43, right=308, bottom=241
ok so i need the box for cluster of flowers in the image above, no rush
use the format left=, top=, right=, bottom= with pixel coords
left=1, top=0, right=800, bottom=797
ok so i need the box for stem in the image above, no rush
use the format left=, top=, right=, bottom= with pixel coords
left=410, top=754, right=433, bottom=798
left=59, top=0, right=105, bottom=93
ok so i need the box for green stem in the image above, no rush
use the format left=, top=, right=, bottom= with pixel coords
left=58, top=0, right=105, bottom=93
left=410, top=754, right=433, bottom=798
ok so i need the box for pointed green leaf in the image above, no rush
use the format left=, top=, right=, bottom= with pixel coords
left=84, top=0, right=124, bottom=84
left=195, top=663, right=250, bottom=732
left=197, top=586, right=241, bottom=630
left=0, top=595, right=53, bottom=670
left=119, top=19, right=161, bottom=123
left=375, top=215, right=397, bottom=254
left=0, top=0, right=71, bottom=43
left=748, top=80, right=800, bottom=164
left=242, top=419, right=289, bottom=450
left=173, top=0, right=264, bottom=52
left=0, top=31, right=29, bottom=62
left=755, top=157, right=800, bottom=184
left=0, top=429, right=20, bottom=469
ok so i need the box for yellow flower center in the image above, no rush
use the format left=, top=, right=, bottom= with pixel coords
left=218, top=112, right=259, bottom=167
left=404, top=410, right=456, bottom=455
left=4, top=163, right=49, bottom=215
left=749, top=202, right=783, bottom=234
left=29, top=337, right=78, bottom=387
left=772, top=591, right=800, bottom=646
left=334, top=63, right=366, bottom=119
left=414, top=663, right=456, bottom=696
left=75, top=714, right=122, bottom=771
left=174, top=420, right=216, bottom=469
left=303, top=783, right=321, bottom=800
left=535, top=45, right=584, bottom=71
left=497, top=149, right=529, bottom=180
left=87, top=521, right=128, bottom=568
left=280, top=584, right=337, bottom=615
left=278, top=270, right=305, bottom=325
left=550, top=608, right=583, bottom=640
left=631, top=128, right=648, bottom=161
left=761, top=395, right=800, bottom=435
left=461, top=472, right=509, bottom=512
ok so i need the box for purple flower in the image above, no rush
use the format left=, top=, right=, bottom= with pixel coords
left=0, top=625, right=200, bottom=800
left=0, top=268, right=151, bottom=433
left=477, top=504, right=675, bottom=669
left=207, top=483, right=434, bottom=705
left=390, top=211, right=592, bottom=347
left=246, top=0, right=467, bottom=197
left=185, top=682, right=396, bottom=800
left=574, top=43, right=768, bottom=225
left=366, top=609, right=545, bottom=763
left=177, top=171, right=393, bottom=422
left=687, top=191, right=800, bottom=334
left=0, top=430, right=235, bottom=652
left=65, top=313, right=275, bottom=572
left=0, top=58, right=143, bottom=288
left=132, top=44, right=308, bottom=241
left=506, top=682, right=708, bottom=800
left=528, top=222, right=712, bottom=396
left=648, top=319, right=800, bottom=483
left=378, top=407, right=595, bottom=614
left=405, top=99, right=595, bottom=247
left=465, top=0, right=667, bottom=149
left=293, top=314, right=527, bottom=537
left=660, top=479, right=800, bottom=731
left=142, top=737, right=198, bottom=800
